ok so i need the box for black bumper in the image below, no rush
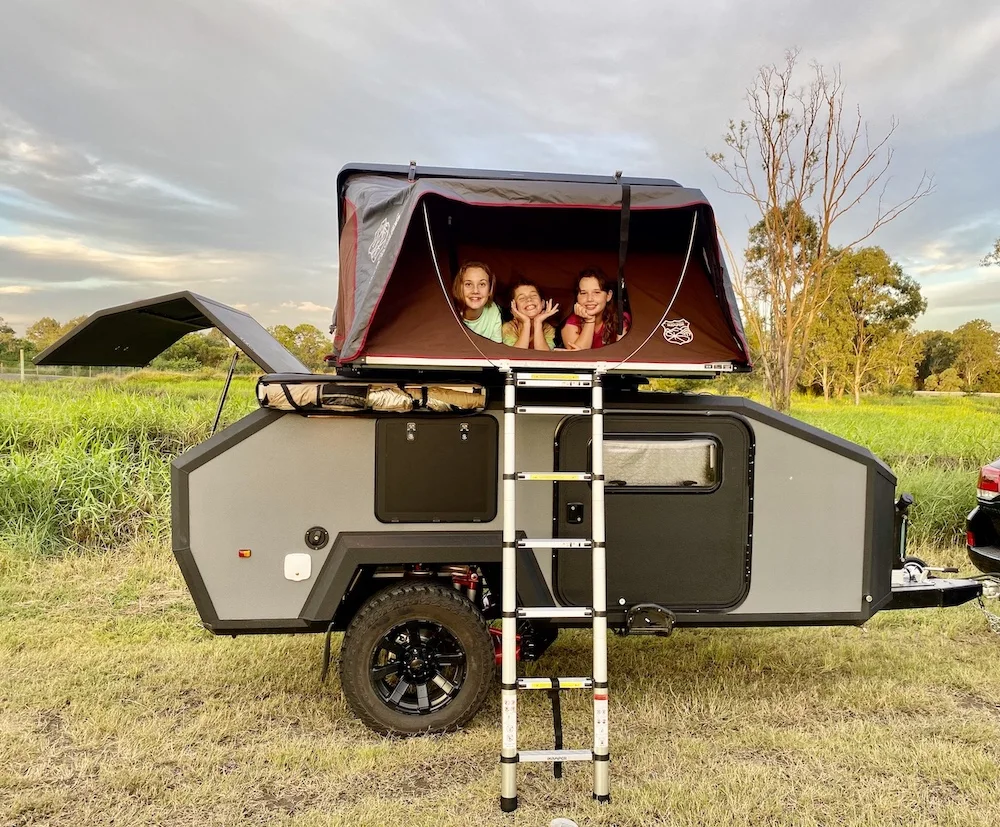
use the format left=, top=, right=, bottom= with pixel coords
left=967, top=504, right=1000, bottom=575
left=886, top=577, right=983, bottom=610
left=968, top=545, right=1000, bottom=576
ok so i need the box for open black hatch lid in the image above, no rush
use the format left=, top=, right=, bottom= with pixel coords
left=34, top=291, right=309, bottom=374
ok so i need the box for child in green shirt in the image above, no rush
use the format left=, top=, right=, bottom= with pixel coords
left=453, top=261, right=502, bottom=343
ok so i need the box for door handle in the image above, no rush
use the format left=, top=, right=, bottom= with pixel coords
left=566, top=502, right=584, bottom=524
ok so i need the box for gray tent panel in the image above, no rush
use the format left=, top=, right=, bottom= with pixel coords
left=333, top=168, right=751, bottom=367
left=34, top=291, right=309, bottom=374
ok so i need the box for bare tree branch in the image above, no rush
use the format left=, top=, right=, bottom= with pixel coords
left=707, top=50, right=933, bottom=411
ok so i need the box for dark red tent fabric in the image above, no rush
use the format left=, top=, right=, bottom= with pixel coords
left=334, top=167, right=750, bottom=371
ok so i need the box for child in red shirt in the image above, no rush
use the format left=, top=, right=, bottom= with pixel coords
left=561, top=267, right=631, bottom=350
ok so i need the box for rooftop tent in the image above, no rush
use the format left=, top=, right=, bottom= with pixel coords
left=333, top=165, right=751, bottom=373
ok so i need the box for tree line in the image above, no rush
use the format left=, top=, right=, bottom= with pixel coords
left=0, top=316, right=331, bottom=373
left=3, top=305, right=997, bottom=396
left=708, top=49, right=1000, bottom=410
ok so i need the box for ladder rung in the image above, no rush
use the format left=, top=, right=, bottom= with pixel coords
left=519, top=749, right=593, bottom=763
left=515, top=373, right=594, bottom=388
left=517, top=677, right=593, bottom=690
left=515, top=405, right=592, bottom=415
left=518, top=606, right=593, bottom=619
left=516, top=471, right=592, bottom=482
left=518, top=538, right=593, bottom=550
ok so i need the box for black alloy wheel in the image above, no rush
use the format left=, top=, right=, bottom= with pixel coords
left=339, top=581, right=495, bottom=735
left=370, top=619, right=467, bottom=715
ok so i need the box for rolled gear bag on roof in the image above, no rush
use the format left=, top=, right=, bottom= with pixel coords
left=256, top=375, right=486, bottom=414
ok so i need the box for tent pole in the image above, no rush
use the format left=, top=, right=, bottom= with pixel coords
left=211, top=351, right=239, bottom=436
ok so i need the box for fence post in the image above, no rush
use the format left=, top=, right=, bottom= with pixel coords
left=20, top=348, right=25, bottom=382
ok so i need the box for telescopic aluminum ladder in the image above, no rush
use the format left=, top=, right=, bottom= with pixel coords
left=500, top=369, right=609, bottom=812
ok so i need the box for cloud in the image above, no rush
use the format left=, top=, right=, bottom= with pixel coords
left=0, top=233, right=257, bottom=284
left=0, top=284, right=33, bottom=294
left=0, top=0, right=998, bottom=337
left=281, top=300, right=333, bottom=313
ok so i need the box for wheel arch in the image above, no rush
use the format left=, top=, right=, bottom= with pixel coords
left=301, top=531, right=553, bottom=631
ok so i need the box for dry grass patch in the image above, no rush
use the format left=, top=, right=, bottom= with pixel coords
left=3, top=542, right=999, bottom=826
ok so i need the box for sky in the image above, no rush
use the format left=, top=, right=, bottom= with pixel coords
left=1, top=0, right=999, bottom=336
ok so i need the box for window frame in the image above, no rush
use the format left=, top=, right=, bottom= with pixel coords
left=590, top=432, right=723, bottom=494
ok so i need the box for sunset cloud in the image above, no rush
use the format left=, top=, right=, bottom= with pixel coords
left=0, top=0, right=998, bottom=333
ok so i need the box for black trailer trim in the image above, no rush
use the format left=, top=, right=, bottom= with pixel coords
left=300, top=531, right=553, bottom=627
left=209, top=619, right=312, bottom=634
left=885, top=579, right=983, bottom=610
left=172, top=547, right=218, bottom=625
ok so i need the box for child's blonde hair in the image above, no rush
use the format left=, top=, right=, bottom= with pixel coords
left=452, top=261, right=496, bottom=307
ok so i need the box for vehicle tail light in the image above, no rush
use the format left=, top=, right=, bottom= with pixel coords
left=967, top=529, right=976, bottom=548
left=978, top=466, right=1000, bottom=501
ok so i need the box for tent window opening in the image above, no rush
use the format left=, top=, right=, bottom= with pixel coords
left=423, top=199, right=645, bottom=352
left=354, top=190, right=747, bottom=368
left=603, top=437, right=719, bottom=491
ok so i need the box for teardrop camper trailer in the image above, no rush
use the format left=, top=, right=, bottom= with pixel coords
left=37, top=164, right=983, bottom=810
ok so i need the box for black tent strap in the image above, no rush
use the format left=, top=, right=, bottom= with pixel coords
left=617, top=184, right=631, bottom=336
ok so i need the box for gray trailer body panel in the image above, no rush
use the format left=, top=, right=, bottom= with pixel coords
left=176, top=410, right=556, bottom=623
left=172, top=393, right=892, bottom=631
left=731, top=420, right=866, bottom=616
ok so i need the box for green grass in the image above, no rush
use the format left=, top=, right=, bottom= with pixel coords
left=0, top=374, right=257, bottom=554
left=4, top=379, right=996, bottom=554
left=3, top=379, right=1000, bottom=825
left=792, top=396, right=1000, bottom=547
left=2, top=543, right=998, bottom=826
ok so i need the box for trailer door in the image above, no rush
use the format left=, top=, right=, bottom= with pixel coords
left=555, top=413, right=753, bottom=612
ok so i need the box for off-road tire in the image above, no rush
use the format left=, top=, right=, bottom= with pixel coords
left=339, top=581, right=495, bottom=736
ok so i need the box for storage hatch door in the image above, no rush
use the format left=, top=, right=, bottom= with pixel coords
left=555, top=413, right=753, bottom=612
left=33, top=291, right=310, bottom=374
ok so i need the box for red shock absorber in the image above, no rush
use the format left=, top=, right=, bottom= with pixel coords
left=489, top=627, right=520, bottom=665
left=450, top=568, right=480, bottom=603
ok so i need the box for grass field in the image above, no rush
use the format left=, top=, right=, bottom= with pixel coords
left=2, top=377, right=1000, bottom=826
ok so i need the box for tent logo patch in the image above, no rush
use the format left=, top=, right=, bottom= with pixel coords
left=368, top=212, right=401, bottom=265
left=661, top=318, right=693, bottom=346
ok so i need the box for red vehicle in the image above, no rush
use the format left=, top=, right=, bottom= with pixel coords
left=967, top=460, right=1000, bottom=575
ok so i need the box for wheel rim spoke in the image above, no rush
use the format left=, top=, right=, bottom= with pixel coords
left=431, top=671, right=457, bottom=696
left=388, top=678, right=412, bottom=706
left=371, top=661, right=402, bottom=682
left=434, top=652, right=465, bottom=667
left=406, top=621, right=422, bottom=648
left=383, top=640, right=406, bottom=659
left=415, top=682, right=431, bottom=713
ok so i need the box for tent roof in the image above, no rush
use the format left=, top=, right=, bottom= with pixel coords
left=332, top=166, right=750, bottom=373
left=336, top=163, right=683, bottom=227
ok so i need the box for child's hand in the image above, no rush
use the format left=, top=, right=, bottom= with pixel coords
left=573, top=302, right=595, bottom=323
left=536, top=299, right=560, bottom=323
left=510, top=300, right=530, bottom=322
